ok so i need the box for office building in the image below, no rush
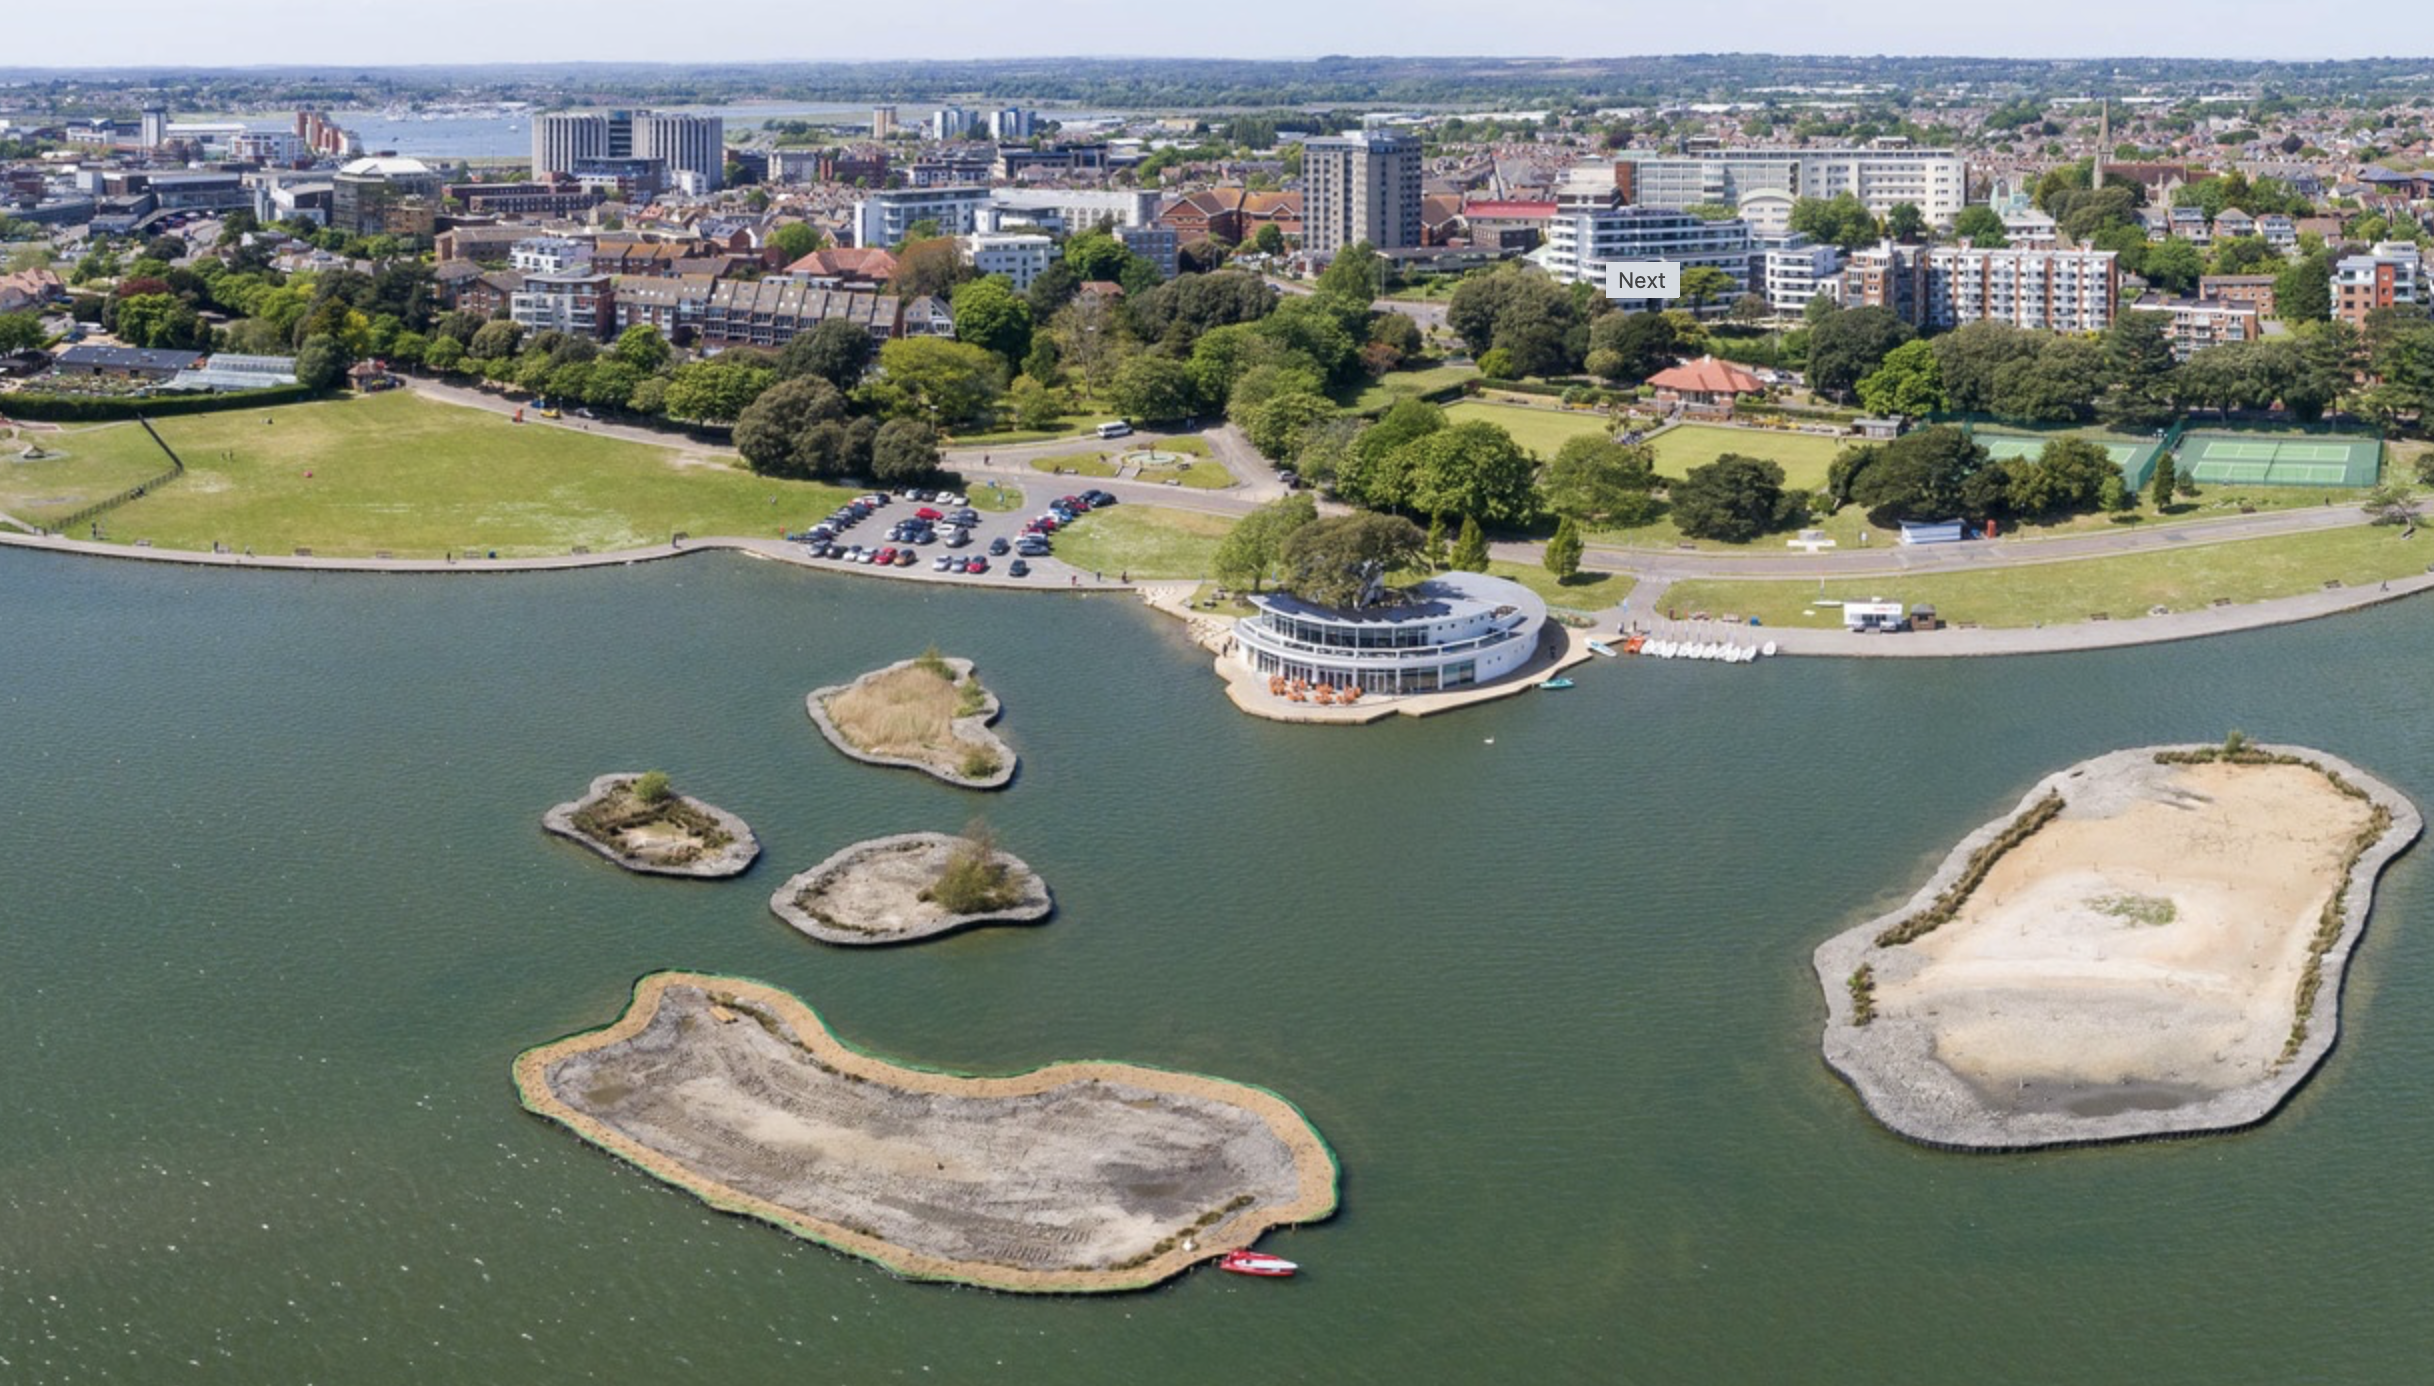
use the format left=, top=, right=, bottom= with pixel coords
left=1614, top=143, right=1967, bottom=227
left=1301, top=130, right=1423, bottom=255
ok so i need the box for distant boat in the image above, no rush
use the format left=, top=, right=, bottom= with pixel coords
left=1586, top=639, right=1617, bottom=657
left=1539, top=676, right=1575, bottom=690
left=1760, top=640, right=1779, bottom=657
left=1220, top=1250, right=1298, bottom=1278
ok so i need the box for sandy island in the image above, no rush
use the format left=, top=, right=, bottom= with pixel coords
left=513, top=973, right=1338, bottom=1291
left=542, top=773, right=759, bottom=878
left=769, top=831, right=1052, bottom=945
left=806, top=656, right=1016, bottom=789
left=1815, top=743, right=2419, bottom=1148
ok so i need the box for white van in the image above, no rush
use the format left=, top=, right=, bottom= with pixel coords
left=1094, top=421, right=1133, bottom=440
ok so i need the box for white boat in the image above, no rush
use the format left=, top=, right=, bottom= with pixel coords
left=1760, top=640, right=1779, bottom=657
left=1587, top=639, right=1618, bottom=658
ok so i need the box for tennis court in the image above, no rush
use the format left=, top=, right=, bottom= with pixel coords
left=2179, top=433, right=2381, bottom=488
left=1972, top=430, right=2165, bottom=491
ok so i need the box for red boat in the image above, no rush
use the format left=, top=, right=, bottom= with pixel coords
left=1218, top=1249, right=1298, bottom=1278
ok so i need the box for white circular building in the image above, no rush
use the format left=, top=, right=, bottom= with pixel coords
left=1230, top=570, right=1548, bottom=699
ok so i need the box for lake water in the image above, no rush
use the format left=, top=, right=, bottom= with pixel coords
left=5, top=547, right=2434, bottom=1384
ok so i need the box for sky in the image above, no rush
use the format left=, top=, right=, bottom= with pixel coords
left=0, top=0, right=2415, bottom=68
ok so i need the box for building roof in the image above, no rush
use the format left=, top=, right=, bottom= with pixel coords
left=338, top=156, right=433, bottom=178
left=1646, top=355, right=1765, bottom=396
left=1252, top=570, right=1546, bottom=629
left=1461, top=200, right=1558, bottom=218
left=54, top=344, right=207, bottom=371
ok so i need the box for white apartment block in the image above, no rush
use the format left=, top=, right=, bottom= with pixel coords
left=1928, top=245, right=2117, bottom=332
left=1537, top=175, right=1754, bottom=312
left=987, top=108, right=1035, bottom=142
left=1760, top=237, right=1843, bottom=316
left=962, top=232, right=1058, bottom=290
left=1615, top=143, right=1967, bottom=227
left=231, top=130, right=307, bottom=165
left=2129, top=297, right=2259, bottom=360
left=511, top=237, right=594, bottom=275
left=981, top=188, right=1161, bottom=236
left=532, top=109, right=724, bottom=191
left=509, top=271, right=614, bottom=340
left=852, top=186, right=991, bottom=248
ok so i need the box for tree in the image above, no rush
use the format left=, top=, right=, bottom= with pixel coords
left=1212, top=492, right=1318, bottom=591
left=870, top=418, right=942, bottom=484
left=664, top=360, right=776, bottom=424
left=1316, top=241, right=1383, bottom=303
left=864, top=337, right=1006, bottom=427
left=1991, top=335, right=2109, bottom=423
left=1728, top=293, right=1772, bottom=326
left=1106, top=354, right=1198, bottom=425
left=1448, top=515, right=1490, bottom=572
left=1543, top=515, right=1584, bottom=581
left=768, top=222, right=822, bottom=260
left=2366, top=483, right=2422, bottom=528
left=1885, top=202, right=1926, bottom=242
left=2149, top=452, right=2178, bottom=510
left=2100, top=311, right=2181, bottom=429
left=1806, top=306, right=1913, bottom=401
left=2141, top=237, right=2205, bottom=296
left=1243, top=390, right=1337, bottom=461
left=1676, top=265, right=1737, bottom=312
left=423, top=334, right=466, bottom=375
left=1932, top=321, right=2040, bottom=414
left=1856, top=339, right=1948, bottom=417
left=1671, top=455, right=1791, bottom=542
left=1250, top=223, right=1286, bottom=256
left=0, top=311, right=43, bottom=353
left=613, top=323, right=671, bottom=371
left=951, top=275, right=1033, bottom=367
left=1403, top=420, right=1539, bottom=526
left=2275, top=251, right=2332, bottom=324
left=777, top=317, right=874, bottom=391
left=1280, top=513, right=1425, bottom=606
left=1541, top=434, right=1660, bottom=526
left=893, top=236, right=969, bottom=301
left=1476, top=346, right=1517, bottom=380
left=1848, top=426, right=1992, bottom=524
left=1004, top=375, right=1066, bottom=431
left=1064, top=229, right=1135, bottom=284
left=1588, top=310, right=1684, bottom=383
left=2003, top=437, right=2118, bottom=518
left=295, top=334, right=351, bottom=392
left=735, top=376, right=857, bottom=478
left=1952, top=205, right=2009, bottom=247
left=469, top=320, right=523, bottom=360
left=1788, top=192, right=1880, bottom=251
left=111, top=292, right=204, bottom=350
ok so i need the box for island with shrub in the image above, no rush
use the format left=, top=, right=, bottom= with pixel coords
left=543, top=771, right=759, bottom=878
left=807, top=650, right=1014, bottom=788
left=771, top=822, right=1051, bottom=945
left=513, top=972, right=1339, bottom=1292
left=1815, top=737, right=2419, bottom=1149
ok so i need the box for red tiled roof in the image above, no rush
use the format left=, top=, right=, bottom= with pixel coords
left=1645, top=355, right=1765, bottom=396
left=785, top=247, right=899, bottom=281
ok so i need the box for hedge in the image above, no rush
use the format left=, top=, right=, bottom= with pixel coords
left=0, top=383, right=321, bottom=422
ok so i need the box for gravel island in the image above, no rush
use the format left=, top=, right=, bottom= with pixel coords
left=1815, top=742, right=2419, bottom=1149
left=806, top=655, right=1015, bottom=789
left=514, top=973, right=1339, bottom=1292
left=770, top=831, right=1052, bottom=945
left=542, top=773, right=759, bottom=878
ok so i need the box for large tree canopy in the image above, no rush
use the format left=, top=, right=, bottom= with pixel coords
left=1279, top=513, right=1426, bottom=608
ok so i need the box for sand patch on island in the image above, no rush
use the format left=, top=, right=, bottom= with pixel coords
left=1879, top=763, right=2372, bottom=1100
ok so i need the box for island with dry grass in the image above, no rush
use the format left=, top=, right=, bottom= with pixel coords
left=543, top=772, right=759, bottom=878
left=807, top=650, right=1014, bottom=789
left=771, top=822, right=1051, bottom=945
left=513, top=972, right=1339, bottom=1292
left=1816, top=737, right=2419, bottom=1149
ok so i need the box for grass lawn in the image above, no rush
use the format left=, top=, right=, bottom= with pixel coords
left=1031, top=452, right=1120, bottom=479
left=964, top=478, right=1025, bottom=512
left=1337, top=361, right=1481, bottom=414
left=0, top=421, right=175, bottom=526
left=1028, top=437, right=1230, bottom=489
left=1661, top=524, right=2434, bottom=630
left=1048, top=505, right=1235, bottom=580
left=1647, top=424, right=1849, bottom=492
left=1444, top=400, right=1612, bottom=457
left=1484, top=560, right=1636, bottom=613
left=79, top=392, right=858, bottom=558
left=945, top=391, right=1123, bottom=446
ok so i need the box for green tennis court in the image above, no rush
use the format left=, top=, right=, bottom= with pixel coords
left=1972, top=430, right=2164, bottom=491
left=2180, top=433, right=2381, bottom=488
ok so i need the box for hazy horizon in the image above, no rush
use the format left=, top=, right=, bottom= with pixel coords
left=0, top=0, right=2420, bottom=71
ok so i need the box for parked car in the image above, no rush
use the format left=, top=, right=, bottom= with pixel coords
left=987, top=537, right=1010, bottom=556
left=874, top=547, right=897, bottom=565
left=944, top=528, right=970, bottom=548
left=964, top=558, right=988, bottom=574
left=932, top=554, right=957, bottom=571
left=1008, top=559, right=1031, bottom=577
left=894, top=549, right=916, bottom=566
left=1015, top=538, right=1051, bottom=557
left=914, top=506, right=944, bottom=522
left=1083, top=490, right=1117, bottom=507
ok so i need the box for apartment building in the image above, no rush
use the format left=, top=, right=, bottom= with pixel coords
left=330, top=157, right=441, bottom=236
left=851, top=186, right=991, bottom=248
left=1759, top=235, right=1843, bottom=316
left=1300, top=130, right=1424, bottom=255
left=1842, top=241, right=2117, bottom=332
left=1536, top=174, right=1754, bottom=312
left=2130, top=296, right=2259, bottom=359
left=1116, top=224, right=1179, bottom=280
left=697, top=280, right=900, bottom=349
left=1613, top=142, right=1967, bottom=226
left=532, top=109, right=724, bottom=191
left=2333, top=241, right=2424, bottom=327
left=982, top=188, right=1160, bottom=235
left=509, top=270, right=615, bottom=340
left=2198, top=274, right=2277, bottom=317
left=510, top=237, right=594, bottom=275
left=961, top=231, right=1057, bottom=290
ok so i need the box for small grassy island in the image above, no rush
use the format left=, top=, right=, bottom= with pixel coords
left=807, top=651, right=1015, bottom=789
left=514, top=973, right=1339, bottom=1292
left=543, top=772, right=759, bottom=878
left=1815, top=739, right=2420, bottom=1149
left=771, top=825, right=1052, bottom=945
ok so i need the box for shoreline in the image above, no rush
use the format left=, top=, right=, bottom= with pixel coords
left=768, top=831, right=1053, bottom=945
left=512, top=972, right=1341, bottom=1293
left=1813, top=744, right=2422, bottom=1151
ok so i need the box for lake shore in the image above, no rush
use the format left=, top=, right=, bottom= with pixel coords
left=1814, top=744, right=2421, bottom=1150
left=513, top=972, right=1340, bottom=1293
